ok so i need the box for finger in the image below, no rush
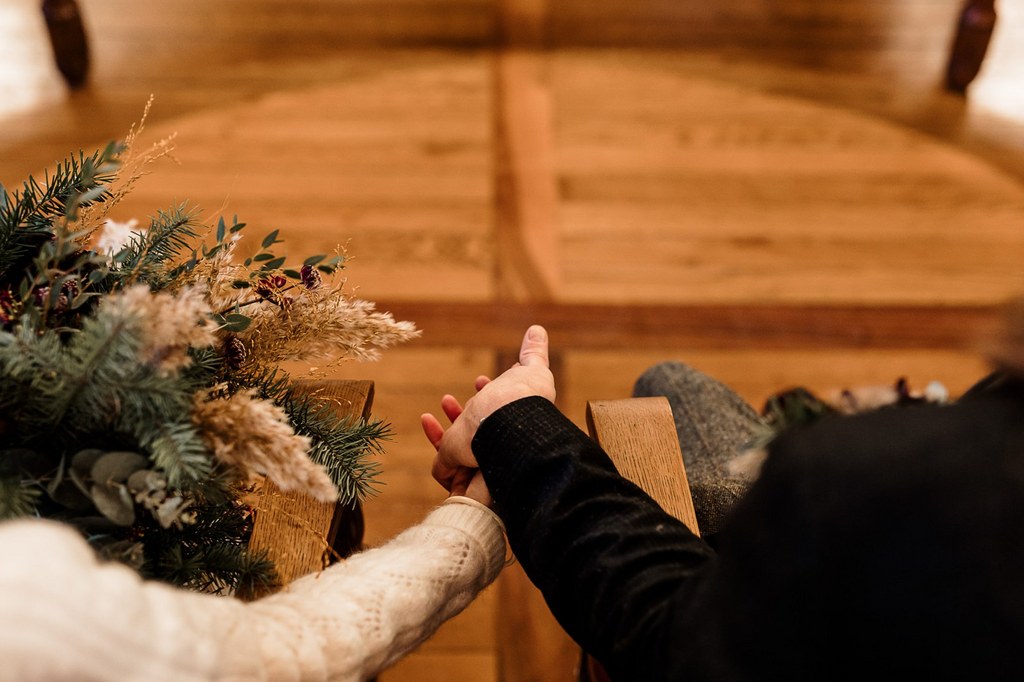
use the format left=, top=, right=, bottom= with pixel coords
left=420, top=413, right=445, bottom=450
left=440, top=394, right=463, bottom=423
left=474, top=375, right=491, bottom=392
left=519, top=325, right=549, bottom=368
left=432, top=457, right=458, bottom=491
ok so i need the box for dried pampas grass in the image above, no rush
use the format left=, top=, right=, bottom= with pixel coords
left=105, top=284, right=218, bottom=376
left=193, top=389, right=339, bottom=502
left=239, top=284, right=420, bottom=366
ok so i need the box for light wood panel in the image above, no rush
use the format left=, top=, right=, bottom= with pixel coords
left=552, top=53, right=1024, bottom=305
left=587, top=398, right=700, bottom=534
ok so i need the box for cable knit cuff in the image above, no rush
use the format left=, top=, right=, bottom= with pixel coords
left=426, top=499, right=507, bottom=583
left=441, top=496, right=505, bottom=532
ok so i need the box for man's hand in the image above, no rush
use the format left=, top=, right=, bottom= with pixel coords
left=421, top=325, right=555, bottom=499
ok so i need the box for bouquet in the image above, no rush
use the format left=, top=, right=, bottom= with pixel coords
left=0, top=125, right=418, bottom=594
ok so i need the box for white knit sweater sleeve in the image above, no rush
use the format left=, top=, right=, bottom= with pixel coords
left=0, top=498, right=505, bottom=682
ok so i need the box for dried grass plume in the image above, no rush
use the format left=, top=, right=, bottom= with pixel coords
left=193, top=389, right=339, bottom=503
left=240, top=283, right=420, bottom=366
left=104, top=285, right=218, bottom=376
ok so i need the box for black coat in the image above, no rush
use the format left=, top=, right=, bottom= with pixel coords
left=473, top=380, right=1024, bottom=681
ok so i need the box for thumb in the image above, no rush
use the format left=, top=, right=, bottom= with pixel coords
left=519, top=325, right=549, bottom=368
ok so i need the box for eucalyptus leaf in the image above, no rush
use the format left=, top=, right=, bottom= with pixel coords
left=71, top=449, right=105, bottom=477
left=127, top=469, right=166, bottom=495
left=261, top=229, right=280, bottom=248
left=260, top=256, right=286, bottom=271
left=91, top=483, right=136, bottom=526
left=221, top=313, right=252, bottom=333
left=67, top=468, right=91, bottom=497
left=49, top=478, right=94, bottom=512
left=91, top=451, right=147, bottom=485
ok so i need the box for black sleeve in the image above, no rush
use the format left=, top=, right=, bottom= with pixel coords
left=472, top=396, right=718, bottom=681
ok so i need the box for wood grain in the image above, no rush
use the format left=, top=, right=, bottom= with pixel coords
left=587, top=398, right=700, bottom=535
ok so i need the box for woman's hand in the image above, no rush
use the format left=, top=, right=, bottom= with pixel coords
left=421, top=325, right=555, bottom=501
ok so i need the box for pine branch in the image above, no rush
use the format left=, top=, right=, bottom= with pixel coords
left=0, top=474, right=39, bottom=520
left=142, top=421, right=213, bottom=492
left=138, top=499, right=277, bottom=593
left=111, top=204, right=203, bottom=287
left=0, top=309, right=215, bottom=492
left=0, top=325, right=74, bottom=435
left=229, top=364, right=293, bottom=403
left=0, top=143, right=122, bottom=283
left=53, top=309, right=142, bottom=435
left=285, top=393, right=389, bottom=506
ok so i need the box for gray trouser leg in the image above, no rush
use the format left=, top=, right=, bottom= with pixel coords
left=633, top=361, right=765, bottom=536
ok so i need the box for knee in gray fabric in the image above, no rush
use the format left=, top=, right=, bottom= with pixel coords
left=632, top=361, right=704, bottom=399
left=630, top=360, right=765, bottom=537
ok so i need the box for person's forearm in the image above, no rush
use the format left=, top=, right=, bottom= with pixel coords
left=472, top=396, right=715, bottom=679
left=0, top=503, right=505, bottom=682
left=250, top=500, right=506, bottom=679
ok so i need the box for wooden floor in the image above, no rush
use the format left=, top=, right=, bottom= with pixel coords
left=3, top=1, right=1024, bottom=680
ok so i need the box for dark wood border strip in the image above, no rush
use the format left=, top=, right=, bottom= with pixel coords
left=377, top=301, right=1001, bottom=351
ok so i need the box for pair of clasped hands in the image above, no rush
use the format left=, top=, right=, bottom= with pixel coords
left=421, top=325, right=555, bottom=507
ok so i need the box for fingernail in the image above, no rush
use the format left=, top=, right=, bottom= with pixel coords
left=527, top=325, right=546, bottom=342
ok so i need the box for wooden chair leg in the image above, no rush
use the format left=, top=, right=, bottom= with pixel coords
left=42, top=0, right=90, bottom=88
left=945, top=0, right=998, bottom=93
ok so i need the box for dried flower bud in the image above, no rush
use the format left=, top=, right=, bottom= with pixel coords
left=31, top=286, right=69, bottom=313
left=255, top=275, right=289, bottom=300
left=300, top=264, right=322, bottom=290
left=61, top=276, right=80, bottom=299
